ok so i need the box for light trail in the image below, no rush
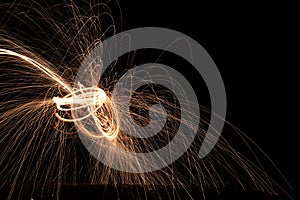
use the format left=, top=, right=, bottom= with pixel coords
left=0, top=48, right=72, bottom=93
left=0, top=1, right=293, bottom=199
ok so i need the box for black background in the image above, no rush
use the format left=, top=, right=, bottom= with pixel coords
left=120, top=0, right=297, bottom=198
left=0, top=0, right=297, bottom=199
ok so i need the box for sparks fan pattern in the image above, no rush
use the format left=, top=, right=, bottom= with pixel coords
left=0, top=1, right=291, bottom=199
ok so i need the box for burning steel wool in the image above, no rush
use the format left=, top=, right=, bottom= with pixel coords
left=53, top=84, right=119, bottom=140
left=0, top=1, right=293, bottom=200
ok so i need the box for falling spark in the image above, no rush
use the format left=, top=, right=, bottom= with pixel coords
left=0, top=1, right=293, bottom=199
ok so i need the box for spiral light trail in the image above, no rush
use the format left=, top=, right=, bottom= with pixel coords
left=0, top=1, right=293, bottom=199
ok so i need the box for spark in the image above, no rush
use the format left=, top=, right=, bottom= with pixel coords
left=0, top=1, right=293, bottom=200
left=0, top=47, right=119, bottom=142
left=0, top=48, right=71, bottom=93
left=53, top=83, right=119, bottom=140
